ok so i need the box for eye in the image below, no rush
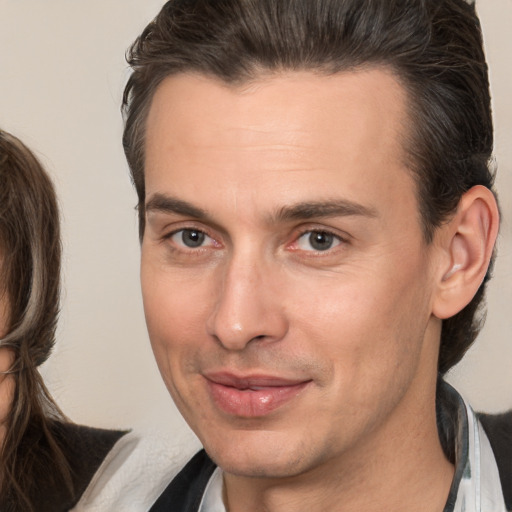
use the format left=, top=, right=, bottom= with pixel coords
left=170, top=228, right=214, bottom=249
left=296, top=230, right=342, bottom=252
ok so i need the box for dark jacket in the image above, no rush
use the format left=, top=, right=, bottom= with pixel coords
left=2, top=422, right=127, bottom=512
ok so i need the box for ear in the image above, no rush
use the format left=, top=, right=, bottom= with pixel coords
left=432, top=185, right=499, bottom=320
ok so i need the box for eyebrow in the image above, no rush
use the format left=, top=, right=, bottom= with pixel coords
left=273, top=200, right=378, bottom=222
left=145, top=193, right=377, bottom=223
left=145, top=194, right=208, bottom=220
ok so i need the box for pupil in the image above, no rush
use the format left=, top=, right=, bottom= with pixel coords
left=182, top=230, right=205, bottom=248
left=309, top=232, right=333, bottom=251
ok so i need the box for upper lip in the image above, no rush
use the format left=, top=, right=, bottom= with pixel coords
left=204, top=371, right=310, bottom=390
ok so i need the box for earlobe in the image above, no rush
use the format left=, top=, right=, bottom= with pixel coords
left=433, top=185, right=499, bottom=320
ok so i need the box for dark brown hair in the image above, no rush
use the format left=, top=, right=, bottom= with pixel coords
left=0, top=130, right=73, bottom=511
left=122, top=0, right=496, bottom=374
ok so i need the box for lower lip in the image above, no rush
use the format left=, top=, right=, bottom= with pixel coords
left=206, top=379, right=310, bottom=418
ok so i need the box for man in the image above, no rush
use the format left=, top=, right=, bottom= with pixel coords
left=118, top=0, right=511, bottom=510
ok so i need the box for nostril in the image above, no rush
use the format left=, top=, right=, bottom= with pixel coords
left=212, top=332, right=268, bottom=351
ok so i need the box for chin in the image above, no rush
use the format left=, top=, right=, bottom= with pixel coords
left=203, top=429, right=316, bottom=479
left=211, top=452, right=309, bottom=479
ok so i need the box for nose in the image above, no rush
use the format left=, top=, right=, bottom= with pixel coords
left=206, top=253, right=289, bottom=351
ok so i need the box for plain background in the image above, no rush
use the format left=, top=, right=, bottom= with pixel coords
left=0, top=1, right=511, bottom=436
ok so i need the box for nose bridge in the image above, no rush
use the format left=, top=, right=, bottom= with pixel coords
left=206, top=246, right=287, bottom=350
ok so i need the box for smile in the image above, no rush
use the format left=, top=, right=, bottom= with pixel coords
left=204, top=372, right=312, bottom=418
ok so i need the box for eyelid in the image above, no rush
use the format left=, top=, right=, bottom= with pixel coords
left=288, top=225, right=350, bottom=253
left=297, top=231, right=342, bottom=251
left=171, top=229, right=213, bottom=248
left=163, top=224, right=222, bottom=250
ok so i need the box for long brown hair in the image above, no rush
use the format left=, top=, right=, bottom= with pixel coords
left=0, top=129, right=73, bottom=511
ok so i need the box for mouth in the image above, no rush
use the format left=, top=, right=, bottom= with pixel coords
left=203, top=372, right=312, bottom=418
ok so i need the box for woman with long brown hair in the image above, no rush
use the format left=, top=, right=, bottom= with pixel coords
left=0, top=128, right=126, bottom=512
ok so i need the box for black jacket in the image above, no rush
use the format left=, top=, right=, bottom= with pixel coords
left=4, top=422, right=127, bottom=512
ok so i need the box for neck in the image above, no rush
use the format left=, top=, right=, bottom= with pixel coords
left=223, top=380, right=454, bottom=512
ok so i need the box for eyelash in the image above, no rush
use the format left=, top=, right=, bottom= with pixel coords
left=290, top=228, right=347, bottom=254
left=163, top=227, right=220, bottom=252
left=163, top=226, right=348, bottom=256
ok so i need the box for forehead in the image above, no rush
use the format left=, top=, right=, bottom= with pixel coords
left=144, top=69, right=417, bottom=224
left=145, top=69, right=408, bottom=158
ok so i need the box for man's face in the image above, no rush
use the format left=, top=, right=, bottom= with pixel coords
left=141, top=70, right=443, bottom=478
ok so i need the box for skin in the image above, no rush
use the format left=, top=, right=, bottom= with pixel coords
left=0, top=288, right=13, bottom=445
left=141, top=69, right=456, bottom=511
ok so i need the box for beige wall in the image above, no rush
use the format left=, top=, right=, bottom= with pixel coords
left=0, top=1, right=510, bottom=435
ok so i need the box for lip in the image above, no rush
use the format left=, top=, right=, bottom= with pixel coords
left=204, top=372, right=311, bottom=418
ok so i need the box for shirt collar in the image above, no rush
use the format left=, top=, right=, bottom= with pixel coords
left=440, top=381, right=506, bottom=512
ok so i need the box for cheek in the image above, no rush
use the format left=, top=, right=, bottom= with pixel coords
left=288, top=260, right=431, bottom=386
left=142, top=258, right=210, bottom=333
left=0, top=375, right=14, bottom=422
left=0, top=295, right=9, bottom=339
left=141, top=262, right=214, bottom=383
left=0, top=349, right=14, bottom=440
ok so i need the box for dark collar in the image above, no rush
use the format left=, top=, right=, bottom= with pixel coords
left=149, top=449, right=217, bottom=512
